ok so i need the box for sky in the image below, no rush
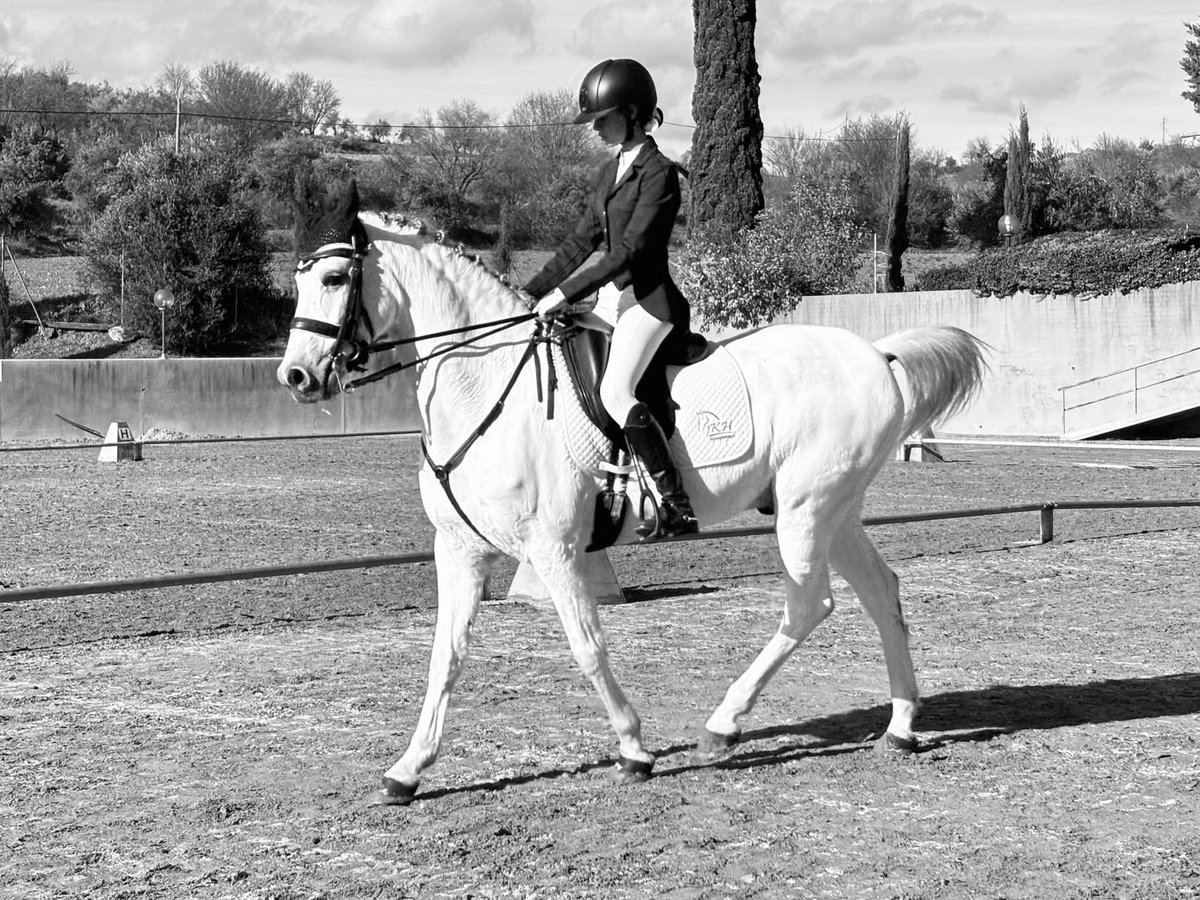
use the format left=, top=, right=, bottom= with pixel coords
left=2, top=0, right=1198, bottom=162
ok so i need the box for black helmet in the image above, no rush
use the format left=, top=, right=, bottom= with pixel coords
left=573, top=58, right=657, bottom=125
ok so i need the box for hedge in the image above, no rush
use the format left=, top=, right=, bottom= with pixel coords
left=912, top=228, right=1200, bottom=297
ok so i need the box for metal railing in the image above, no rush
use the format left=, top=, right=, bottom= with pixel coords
left=1060, top=346, right=1200, bottom=436
left=4, top=498, right=1199, bottom=605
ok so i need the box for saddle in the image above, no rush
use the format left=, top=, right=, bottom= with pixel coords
left=547, top=314, right=750, bottom=549
left=558, top=313, right=711, bottom=444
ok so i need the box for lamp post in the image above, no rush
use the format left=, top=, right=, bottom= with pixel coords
left=997, top=214, right=1016, bottom=243
left=153, top=288, right=175, bottom=359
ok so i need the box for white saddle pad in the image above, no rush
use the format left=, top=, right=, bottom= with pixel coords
left=555, top=342, right=752, bottom=475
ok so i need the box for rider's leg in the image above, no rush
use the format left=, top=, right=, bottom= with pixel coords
left=600, top=304, right=699, bottom=536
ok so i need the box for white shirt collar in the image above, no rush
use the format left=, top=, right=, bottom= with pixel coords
left=615, top=141, right=647, bottom=181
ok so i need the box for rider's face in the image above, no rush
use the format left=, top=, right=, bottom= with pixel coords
left=593, top=109, right=628, bottom=146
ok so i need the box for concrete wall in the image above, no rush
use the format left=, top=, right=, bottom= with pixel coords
left=4, top=283, right=1198, bottom=441
left=0, top=357, right=420, bottom=442
left=707, top=283, right=1200, bottom=436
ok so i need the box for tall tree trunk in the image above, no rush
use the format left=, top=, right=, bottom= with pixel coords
left=884, top=122, right=910, bottom=293
left=0, top=267, right=12, bottom=358
left=690, top=0, right=764, bottom=235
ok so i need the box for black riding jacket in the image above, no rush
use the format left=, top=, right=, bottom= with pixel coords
left=523, top=137, right=688, bottom=325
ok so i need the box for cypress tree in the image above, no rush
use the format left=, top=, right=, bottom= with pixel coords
left=0, top=264, right=11, bottom=358
left=884, top=122, right=911, bottom=292
left=690, top=0, right=764, bottom=234
left=1004, top=105, right=1033, bottom=242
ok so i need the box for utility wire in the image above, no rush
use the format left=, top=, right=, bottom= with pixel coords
left=0, top=105, right=894, bottom=143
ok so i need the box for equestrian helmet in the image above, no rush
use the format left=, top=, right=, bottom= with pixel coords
left=573, top=58, right=657, bottom=125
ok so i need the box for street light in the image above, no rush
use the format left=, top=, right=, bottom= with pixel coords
left=153, top=288, right=175, bottom=358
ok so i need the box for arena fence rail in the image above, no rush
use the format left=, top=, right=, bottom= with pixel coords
left=3, top=499, right=1198, bottom=605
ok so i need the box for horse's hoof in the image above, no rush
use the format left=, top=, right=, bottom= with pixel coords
left=370, top=776, right=418, bottom=806
left=693, top=729, right=740, bottom=763
left=610, top=756, right=654, bottom=784
left=878, top=732, right=919, bottom=756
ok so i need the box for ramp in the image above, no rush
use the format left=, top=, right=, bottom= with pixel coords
left=1061, top=347, right=1200, bottom=440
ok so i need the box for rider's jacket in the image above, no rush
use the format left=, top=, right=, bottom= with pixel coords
left=523, top=137, right=689, bottom=328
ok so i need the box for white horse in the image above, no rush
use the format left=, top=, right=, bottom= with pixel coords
left=278, top=184, right=987, bottom=805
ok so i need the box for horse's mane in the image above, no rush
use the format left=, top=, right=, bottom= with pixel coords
left=358, top=211, right=520, bottom=305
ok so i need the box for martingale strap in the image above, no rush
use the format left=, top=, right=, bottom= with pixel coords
left=421, top=337, right=543, bottom=545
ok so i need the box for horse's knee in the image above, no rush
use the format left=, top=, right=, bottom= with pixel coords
left=780, top=593, right=834, bottom=640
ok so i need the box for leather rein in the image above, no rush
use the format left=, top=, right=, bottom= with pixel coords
left=289, top=235, right=543, bottom=545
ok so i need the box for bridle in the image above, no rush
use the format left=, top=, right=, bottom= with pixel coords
left=290, top=231, right=374, bottom=376
left=289, top=232, right=537, bottom=392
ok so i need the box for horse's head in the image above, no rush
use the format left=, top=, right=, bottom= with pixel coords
left=280, top=179, right=533, bottom=403
left=278, top=179, right=373, bottom=402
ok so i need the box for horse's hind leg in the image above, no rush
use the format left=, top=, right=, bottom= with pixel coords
left=700, top=505, right=834, bottom=753
left=376, top=530, right=493, bottom=805
left=829, top=517, right=920, bottom=753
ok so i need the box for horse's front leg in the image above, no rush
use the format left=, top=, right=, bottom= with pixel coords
left=530, top=546, right=655, bottom=783
left=375, top=529, right=494, bottom=805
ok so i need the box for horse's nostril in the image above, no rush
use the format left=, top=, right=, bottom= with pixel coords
left=286, top=367, right=309, bottom=389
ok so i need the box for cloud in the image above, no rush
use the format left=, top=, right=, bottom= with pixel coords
left=292, top=0, right=537, bottom=71
left=570, top=2, right=694, bottom=74
left=761, top=0, right=1004, bottom=63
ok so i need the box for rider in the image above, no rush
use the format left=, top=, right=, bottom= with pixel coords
left=523, top=58, right=701, bottom=537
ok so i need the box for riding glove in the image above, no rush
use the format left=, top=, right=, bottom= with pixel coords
left=535, top=289, right=568, bottom=319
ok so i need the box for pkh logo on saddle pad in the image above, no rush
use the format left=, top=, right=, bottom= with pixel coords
left=559, top=344, right=753, bottom=473
left=694, top=410, right=738, bottom=441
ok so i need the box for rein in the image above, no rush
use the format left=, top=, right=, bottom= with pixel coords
left=291, top=232, right=546, bottom=544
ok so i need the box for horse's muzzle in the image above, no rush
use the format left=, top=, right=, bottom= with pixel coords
left=279, top=362, right=331, bottom=403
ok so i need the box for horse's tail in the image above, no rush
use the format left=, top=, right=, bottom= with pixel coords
left=874, top=326, right=990, bottom=440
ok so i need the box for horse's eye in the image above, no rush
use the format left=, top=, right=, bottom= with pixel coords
left=322, top=271, right=347, bottom=288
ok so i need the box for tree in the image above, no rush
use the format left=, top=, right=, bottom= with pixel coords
left=285, top=72, right=341, bottom=135
left=401, top=100, right=501, bottom=236
left=690, top=0, right=764, bottom=233
left=1181, top=21, right=1200, bottom=113
left=676, top=171, right=861, bottom=327
left=948, top=138, right=1007, bottom=246
left=1004, top=105, right=1033, bottom=242
left=155, top=63, right=197, bottom=104
left=196, top=61, right=289, bottom=148
left=0, top=126, right=69, bottom=236
left=883, top=121, right=910, bottom=292
left=82, top=137, right=280, bottom=353
left=0, top=266, right=11, bottom=358
left=367, top=119, right=392, bottom=143
left=485, top=90, right=602, bottom=252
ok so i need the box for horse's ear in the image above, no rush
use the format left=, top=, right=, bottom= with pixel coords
left=324, top=179, right=359, bottom=218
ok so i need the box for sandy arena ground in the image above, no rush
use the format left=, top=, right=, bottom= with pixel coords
left=1, top=436, right=1198, bottom=899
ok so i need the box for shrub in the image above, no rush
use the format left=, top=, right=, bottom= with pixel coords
left=82, top=137, right=283, bottom=353
left=675, top=175, right=862, bottom=329
left=912, top=227, right=1200, bottom=296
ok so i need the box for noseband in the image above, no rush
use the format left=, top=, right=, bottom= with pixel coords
left=290, top=233, right=373, bottom=372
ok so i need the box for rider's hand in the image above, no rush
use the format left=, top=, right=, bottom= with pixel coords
left=535, top=289, right=568, bottom=320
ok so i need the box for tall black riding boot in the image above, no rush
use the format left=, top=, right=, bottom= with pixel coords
left=622, top=402, right=699, bottom=537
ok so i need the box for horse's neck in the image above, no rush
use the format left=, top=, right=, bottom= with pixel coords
left=378, top=241, right=525, bottom=343
left=374, top=240, right=533, bottom=437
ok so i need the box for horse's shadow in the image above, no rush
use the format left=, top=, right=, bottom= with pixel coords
left=394, top=672, right=1200, bottom=804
